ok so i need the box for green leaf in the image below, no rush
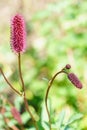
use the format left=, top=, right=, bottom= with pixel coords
left=21, top=112, right=30, bottom=124
left=37, top=120, right=44, bottom=130
left=66, top=113, right=83, bottom=125
left=57, top=109, right=65, bottom=129
left=64, top=125, right=74, bottom=130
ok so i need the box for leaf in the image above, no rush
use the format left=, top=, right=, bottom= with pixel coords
left=41, top=102, right=51, bottom=130
left=44, top=121, right=50, bottom=127
left=37, top=120, right=44, bottom=130
left=57, top=109, right=65, bottom=129
left=42, top=77, right=49, bottom=82
left=66, top=113, right=83, bottom=125
left=21, top=112, right=30, bottom=124
left=64, top=125, right=74, bottom=130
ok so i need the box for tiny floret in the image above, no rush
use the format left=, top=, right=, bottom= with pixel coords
left=65, top=64, right=71, bottom=69
left=68, top=73, right=82, bottom=89
left=11, top=14, right=26, bottom=53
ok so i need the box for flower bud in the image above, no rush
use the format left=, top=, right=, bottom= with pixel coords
left=65, top=64, right=71, bottom=69
left=68, top=73, right=82, bottom=89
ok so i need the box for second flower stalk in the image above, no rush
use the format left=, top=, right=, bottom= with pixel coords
left=45, top=64, right=82, bottom=130
left=11, top=14, right=38, bottom=130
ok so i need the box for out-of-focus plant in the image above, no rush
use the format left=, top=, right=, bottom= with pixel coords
left=0, top=14, right=39, bottom=130
left=0, top=0, right=87, bottom=129
left=0, top=13, right=83, bottom=130
left=45, top=64, right=83, bottom=130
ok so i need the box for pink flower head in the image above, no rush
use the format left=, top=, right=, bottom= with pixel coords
left=11, top=14, right=26, bottom=53
left=68, top=73, right=82, bottom=89
left=11, top=107, right=22, bottom=124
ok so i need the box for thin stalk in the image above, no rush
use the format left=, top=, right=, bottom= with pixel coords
left=0, top=68, right=21, bottom=96
left=20, top=125, right=25, bottom=130
left=45, top=70, right=67, bottom=130
left=2, top=115, right=11, bottom=130
left=18, top=53, right=38, bottom=130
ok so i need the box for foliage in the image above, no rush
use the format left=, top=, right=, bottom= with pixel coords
left=0, top=0, right=87, bottom=129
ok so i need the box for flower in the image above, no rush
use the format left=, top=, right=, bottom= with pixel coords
left=68, top=73, right=82, bottom=89
left=11, top=107, right=22, bottom=124
left=65, top=64, right=71, bottom=69
left=11, top=14, right=26, bottom=53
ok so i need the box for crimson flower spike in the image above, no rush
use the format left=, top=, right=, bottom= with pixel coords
left=11, top=107, right=22, bottom=124
left=67, top=73, right=82, bottom=89
left=11, top=14, right=26, bottom=53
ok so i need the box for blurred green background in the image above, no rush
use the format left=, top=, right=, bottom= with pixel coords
left=0, top=0, right=87, bottom=129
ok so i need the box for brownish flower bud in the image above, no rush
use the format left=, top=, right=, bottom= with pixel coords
left=68, top=73, right=82, bottom=89
left=65, top=64, right=71, bottom=69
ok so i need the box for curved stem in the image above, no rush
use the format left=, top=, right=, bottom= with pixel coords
left=0, top=68, right=22, bottom=96
left=45, top=70, right=67, bottom=130
left=2, top=115, right=11, bottom=130
left=18, top=53, right=38, bottom=130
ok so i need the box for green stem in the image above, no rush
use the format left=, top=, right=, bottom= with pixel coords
left=2, top=115, right=11, bottom=130
left=45, top=70, right=67, bottom=130
left=18, top=53, right=38, bottom=130
left=0, top=68, right=22, bottom=96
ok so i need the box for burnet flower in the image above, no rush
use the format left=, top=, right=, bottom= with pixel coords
left=10, top=14, right=26, bottom=53
left=11, top=107, right=22, bottom=124
left=10, top=14, right=38, bottom=129
left=67, top=73, right=82, bottom=89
